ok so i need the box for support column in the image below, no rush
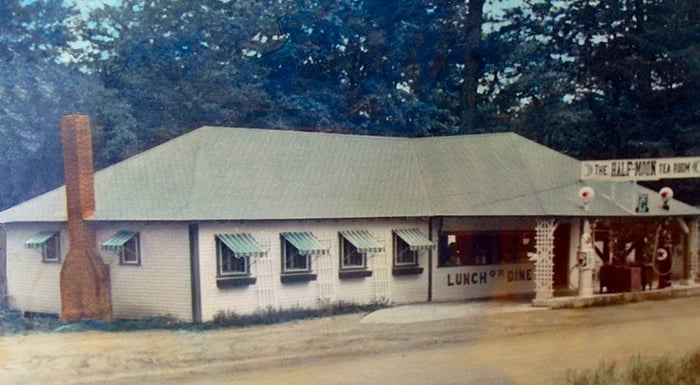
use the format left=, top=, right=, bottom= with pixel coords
left=686, top=218, right=699, bottom=284
left=577, top=219, right=595, bottom=296
left=532, top=219, right=556, bottom=305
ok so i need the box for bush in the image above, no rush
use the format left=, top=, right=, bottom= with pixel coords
left=211, top=301, right=388, bottom=328
left=0, top=301, right=388, bottom=335
left=562, top=349, right=700, bottom=385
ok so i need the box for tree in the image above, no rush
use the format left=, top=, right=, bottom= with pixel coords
left=79, top=0, right=286, bottom=147
left=0, top=0, right=140, bottom=210
left=494, top=0, right=699, bottom=159
left=0, top=0, right=73, bottom=62
left=81, top=1, right=513, bottom=138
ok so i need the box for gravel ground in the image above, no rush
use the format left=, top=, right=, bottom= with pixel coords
left=2, top=297, right=700, bottom=384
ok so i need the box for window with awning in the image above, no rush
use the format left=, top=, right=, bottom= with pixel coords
left=215, top=233, right=265, bottom=277
left=394, top=229, right=434, bottom=251
left=102, top=230, right=140, bottom=265
left=25, top=231, right=60, bottom=263
left=339, top=230, right=383, bottom=274
left=280, top=232, right=328, bottom=274
left=393, top=229, right=432, bottom=268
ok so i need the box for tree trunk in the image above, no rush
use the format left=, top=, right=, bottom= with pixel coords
left=461, top=0, right=486, bottom=133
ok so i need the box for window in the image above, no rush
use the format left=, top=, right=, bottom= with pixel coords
left=216, top=238, right=249, bottom=276
left=338, top=230, right=382, bottom=279
left=438, top=230, right=535, bottom=267
left=102, top=231, right=141, bottom=266
left=340, top=235, right=366, bottom=269
left=391, top=229, right=431, bottom=275
left=280, top=232, right=327, bottom=283
left=394, top=234, right=418, bottom=266
left=282, top=237, right=311, bottom=273
left=214, top=233, right=263, bottom=288
left=25, top=231, right=61, bottom=263
left=120, top=233, right=141, bottom=265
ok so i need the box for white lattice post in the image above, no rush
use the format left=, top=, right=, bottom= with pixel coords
left=687, top=218, right=699, bottom=284
left=532, top=219, right=556, bottom=305
left=577, top=219, right=595, bottom=296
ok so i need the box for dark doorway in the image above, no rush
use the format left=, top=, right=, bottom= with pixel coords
left=553, top=223, right=571, bottom=288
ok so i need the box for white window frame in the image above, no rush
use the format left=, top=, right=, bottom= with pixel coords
left=42, top=232, right=61, bottom=263
left=282, top=238, right=311, bottom=273
left=393, top=233, right=419, bottom=266
left=216, top=238, right=250, bottom=276
left=339, top=235, right=367, bottom=270
left=119, top=233, right=141, bottom=266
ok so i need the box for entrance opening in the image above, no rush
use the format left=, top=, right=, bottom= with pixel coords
left=553, top=223, right=570, bottom=290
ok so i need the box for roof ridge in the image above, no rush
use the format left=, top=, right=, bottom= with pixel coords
left=200, top=125, right=414, bottom=142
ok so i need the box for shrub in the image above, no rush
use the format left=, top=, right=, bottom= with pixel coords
left=0, top=300, right=388, bottom=335
left=211, top=301, right=388, bottom=328
left=562, top=349, right=700, bottom=385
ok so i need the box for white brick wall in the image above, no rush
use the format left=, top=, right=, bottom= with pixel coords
left=5, top=223, right=67, bottom=315
left=198, top=219, right=431, bottom=321
left=96, top=222, right=193, bottom=321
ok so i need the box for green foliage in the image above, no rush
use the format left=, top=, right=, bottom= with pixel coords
left=211, top=301, right=387, bottom=328
left=1, top=0, right=700, bottom=209
left=0, top=0, right=76, bottom=62
left=0, top=301, right=387, bottom=335
left=562, top=350, right=700, bottom=385
left=500, top=0, right=700, bottom=160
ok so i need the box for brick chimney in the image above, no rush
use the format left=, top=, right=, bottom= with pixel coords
left=59, top=115, right=112, bottom=322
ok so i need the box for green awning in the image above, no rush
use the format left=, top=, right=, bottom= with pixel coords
left=216, top=233, right=266, bottom=257
left=340, top=230, right=385, bottom=253
left=101, top=231, right=137, bottom=251
left=25, top=232, right=57, bottom=249
left=281, top=232, right=329, bottom=255
left=394, top=229, right=434, bottom=251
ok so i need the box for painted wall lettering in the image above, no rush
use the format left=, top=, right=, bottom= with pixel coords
left=446, top=268, right=533, bottom=287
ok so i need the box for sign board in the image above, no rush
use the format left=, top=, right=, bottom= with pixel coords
left=580, top=157, right=700, bottom=181
left=433, top=262, right=535, bottom=301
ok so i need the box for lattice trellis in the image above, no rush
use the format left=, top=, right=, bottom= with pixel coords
left=373, top=237, right=392, bottom=303
left=691, top=219, right=699, bottom=282
left=533, top=219, right=557, bottom=301
left=255, top=239, right=276, bottom=309
left=317, top=238, right=335, bottom=304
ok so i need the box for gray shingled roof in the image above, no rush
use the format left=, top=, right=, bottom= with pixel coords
left=0, top=127, right=697, bottom=223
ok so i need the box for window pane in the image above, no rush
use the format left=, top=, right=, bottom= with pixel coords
left=43, top=233, right=60, bottom=262
left=218, top=239, right=248, bottom=275
left=121, top=234, right=140, bottom=264
left=439, top=230, right=536, bottom=266
left=394, top=235, right=417, bottom=265
left=341, top=237, right=365, bottom=268
left=284, top=240, right=308, bottom=272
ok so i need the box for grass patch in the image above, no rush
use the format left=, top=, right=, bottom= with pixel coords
left=0, top=301, right=388, bottom=335
left=561, top=349, right=700, bottom=385
left=210, top=301, right=387, bottom=328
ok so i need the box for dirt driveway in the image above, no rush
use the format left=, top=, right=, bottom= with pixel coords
left=3, top=297, right=700, bottom=385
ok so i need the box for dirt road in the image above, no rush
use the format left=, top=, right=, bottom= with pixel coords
left=3, top=297, right=700, bottom=385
